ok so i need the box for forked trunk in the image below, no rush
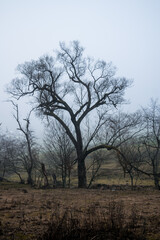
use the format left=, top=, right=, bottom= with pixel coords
left=16, top=172, right=25, bottom=184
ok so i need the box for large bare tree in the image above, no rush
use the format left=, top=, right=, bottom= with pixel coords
left=8, top=41, right=130, bottom=188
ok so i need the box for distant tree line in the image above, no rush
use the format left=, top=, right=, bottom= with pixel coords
left=0, top=41, right=159, bottom=189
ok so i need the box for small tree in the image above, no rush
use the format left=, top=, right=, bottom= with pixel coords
left=142, top=100, right=160, bottom=189
left=11, top=102, right=39, bottom=185
left=87, top=150, right=107, bottom=189
left=4, top=137, right=25, bottom=183
left=0, top=131, right=26, bottom=183
left=118, top=138, right=144, bottom=189
left=8, top=41, right=131, bottom=187
left=0, top=133, right=9, bottom=179
left=0, top=125, right=5, bottom=178
left=44, top=119, right=75, bottom=188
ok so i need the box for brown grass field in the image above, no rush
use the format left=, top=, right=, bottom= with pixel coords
left=0, top=182, right=160, bottom=240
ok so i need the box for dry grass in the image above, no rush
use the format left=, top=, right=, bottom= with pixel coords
left=0, top=183, right=160, bottom=239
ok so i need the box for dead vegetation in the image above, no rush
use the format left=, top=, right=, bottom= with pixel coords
left=0, top=183, right=160, bottom=239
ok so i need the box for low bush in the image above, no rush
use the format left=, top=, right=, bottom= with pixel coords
left=38, top=201, right=146, bottom=240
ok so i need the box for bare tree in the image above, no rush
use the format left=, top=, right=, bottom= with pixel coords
left=109, top=102, right=160, bottom=190
left=118, top=138, right=144, bottom=189
left=4, top=137, right=25, bottom=183
left=0, top=133, right=8, bottom=179
left=40, top=162, right=49, bottom=187
left=141, top=100, right=160, bottom=189
left=11, top=102, right=39, bottom=185
left=95, top=111, right=142, bottom=147
left=8, top=41, right=131, bottom=187
left=87, top=150, right=107, bottom=189
left=44, top=119, right=75, bottom=188
left=86, top=111, right=142, bottom=188
left=0, top=131, right=26, bottom=183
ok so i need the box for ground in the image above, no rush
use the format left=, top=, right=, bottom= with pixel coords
left=0, top=182, right=160, bottom=240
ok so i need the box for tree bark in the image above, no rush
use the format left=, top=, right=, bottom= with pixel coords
left=129, top=173, right=134, bottom=190
left=41, top=163, right=49, bottom=187
left=68, top=168, right=71, bottom=188
left=27, top=170, right=33, bottom=185
left=154, top=177, right=159, bottom=189
left=153, top=171, right=160, bottom=189
left=78, top=157, right=87, bottom=188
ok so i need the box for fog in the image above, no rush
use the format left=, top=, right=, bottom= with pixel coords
left=0, top=0, right=160, bottom=139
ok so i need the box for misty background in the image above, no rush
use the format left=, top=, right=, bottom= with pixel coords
left=0, top=0, right=160, bottom=139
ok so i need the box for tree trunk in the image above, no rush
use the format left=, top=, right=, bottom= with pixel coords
left=68, top=168, right=71, bottom=188
left=27, top=170, right=33, bottom=185
left=130, top=174, right=134, bottom=190
left=62, top=162, right=67, bottom=188
left=154, top=175, right=160, bottom=190
left=16, top=172, right=25, bottom=184
left=52, top=173, right=57, bottom=188
left=62, top=165, right=66, bottom=188
left=41, top=163, right=49, bottom=187
left=78, top=157, right=87, bottom=188
left=2, top=165, right=6, bottom=178
left=153, top=166, right=160, bottom=190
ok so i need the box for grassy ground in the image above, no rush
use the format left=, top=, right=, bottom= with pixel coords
left=0, top=182, right=160, bottom=240
left=87, top=162, right=154, bottom=188
left=0, top=156, right=157, bottom=239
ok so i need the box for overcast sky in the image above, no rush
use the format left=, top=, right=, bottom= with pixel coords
left=0, top=0, right=160, bottom=138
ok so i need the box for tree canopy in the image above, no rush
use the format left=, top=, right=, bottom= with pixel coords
left=8, top=41, right=131, bottom=187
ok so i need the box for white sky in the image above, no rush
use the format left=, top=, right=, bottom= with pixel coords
left=0, top=0, right=160, bottom=138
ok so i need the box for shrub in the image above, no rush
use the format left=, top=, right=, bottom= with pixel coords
left=38, top=201, right=146, bottom=240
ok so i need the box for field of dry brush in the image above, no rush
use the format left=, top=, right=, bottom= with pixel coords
left=0, top=183, right=160, bottom=240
